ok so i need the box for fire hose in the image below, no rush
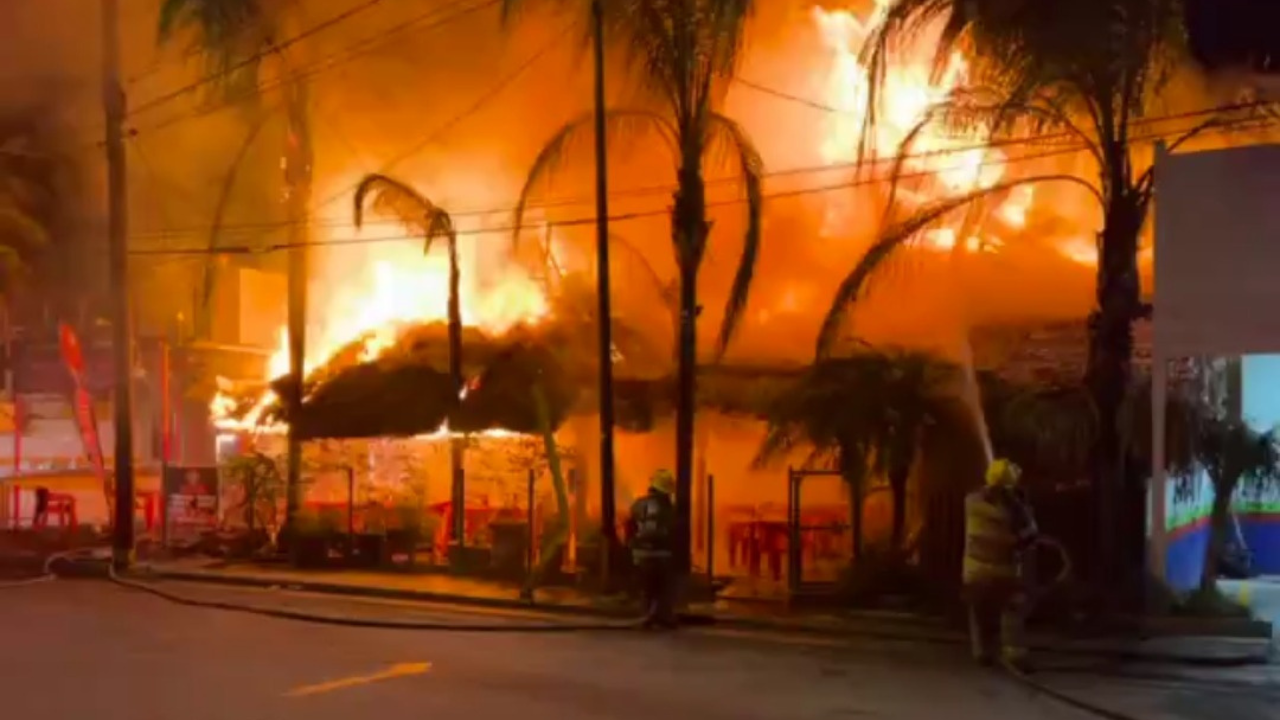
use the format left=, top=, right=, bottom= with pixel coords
left=3, top=547, right=648, bottom=630
left=0, top=540, right=1234, bottom=720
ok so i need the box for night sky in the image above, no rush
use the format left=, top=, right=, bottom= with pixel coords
left=1185, top=0, right=1280, bottom=73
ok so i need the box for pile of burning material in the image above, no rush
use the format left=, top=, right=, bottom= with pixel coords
left=216, top=307, right=668, bottom=440
left=215, top=310, right=809, bottom=439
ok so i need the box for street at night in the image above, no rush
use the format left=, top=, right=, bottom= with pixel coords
left=2, top=579, right=1277, bottom=720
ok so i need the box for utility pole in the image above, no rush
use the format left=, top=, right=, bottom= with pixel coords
left=590, top=0, right=619, bottom=582
left=102, top=0, right=135, bottom=571
left=283, top=75, right=313, bottom=537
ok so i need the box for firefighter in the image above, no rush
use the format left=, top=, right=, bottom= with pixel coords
left=627, top=468, right=677, bottom=629
left=963, top=458, right=1038, bottom=671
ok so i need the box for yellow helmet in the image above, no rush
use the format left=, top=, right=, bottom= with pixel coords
left=985, top=458, right=1022, bottom=487
left=649, top=468, right=675, bottom=495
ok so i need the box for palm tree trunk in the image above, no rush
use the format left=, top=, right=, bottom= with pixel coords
left=589, top=0, right=620, bottom=580
left=889, top=463, right=909, bottom=554
left=672, top=162, right=707, bottom=576
left=1200, top=486, right=1233, bottom=592
left=674, top=263, right=696, bottom=575
left=839, top=440, right=864, bottom=561
left=446, top=236, right=466, bottom=549
left=1084, top=197, right=1143, bottom=597
left=283, top=77, right=313, bottom=532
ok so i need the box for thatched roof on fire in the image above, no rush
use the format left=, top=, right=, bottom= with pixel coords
left=221, top=303, right=804, bottom=440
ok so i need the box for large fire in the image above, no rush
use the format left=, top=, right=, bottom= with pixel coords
left=212, top=222, right=550, bottom=432
left=214, top=1, right=1066, bottom=433
left=812, top=1, right=1032, bottom=250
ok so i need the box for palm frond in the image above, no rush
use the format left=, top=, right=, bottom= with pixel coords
left=0, top=203, right=48, bottom=256
left=353, top=173, right=455, bottom=253
left=511, top=109, right=677, bottom=249
left=157, top=0, right=272, bottom=94
left=704, top=111, right=763, bottom=360
left=815, top=174, right=1102, bottom=359
left=757, top=348, right=962, bottom=479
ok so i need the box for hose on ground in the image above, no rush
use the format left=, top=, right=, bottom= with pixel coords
left=1002, top=537, right=1152, bottom=720
left=106, top=562, right=654, bottom=633
left=0, top=548, right=83, bottom=588
left=1004, top=662, right=1148, bottom=720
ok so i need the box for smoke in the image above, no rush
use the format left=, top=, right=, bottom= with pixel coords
left=2, top=0, right=1273, bottom=366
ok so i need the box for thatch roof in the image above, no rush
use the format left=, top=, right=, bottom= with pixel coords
left=221, top=311, right=806, bottom=440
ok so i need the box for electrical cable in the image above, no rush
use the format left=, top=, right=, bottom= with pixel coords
left=55, top=0, right=496, bottom=155
left=127, top=0, right=500, bottom=139
left=129, top=0, right=392, bottom=120
left=122, top=113, right=1275, bottom=256
left=118, top=98, right=1276, bottom=244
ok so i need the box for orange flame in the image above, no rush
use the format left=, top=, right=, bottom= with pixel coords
left=213, top=198, right=551, bottom=434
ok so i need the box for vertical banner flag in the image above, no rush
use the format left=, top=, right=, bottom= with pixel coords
left=58, top=323, right=111, bottom=510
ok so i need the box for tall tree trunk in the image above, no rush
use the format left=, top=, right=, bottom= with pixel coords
left=1084, top=197, right=1143, bottom=599
left=447, top=237, right=466, bottom=549
left=889, top=463, right=909, bottom=554
left=672, top=161, right=707, bottom=577
left=840, top=439, right=864, bottom=561
left=283, top=77, right=313, bottom=532
left=1200, top=484, right=1233, bottom=592
left=589, top=0, right=620, bottom=579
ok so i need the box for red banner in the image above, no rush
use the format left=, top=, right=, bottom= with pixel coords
left=58, top=323, right=111, bottom=506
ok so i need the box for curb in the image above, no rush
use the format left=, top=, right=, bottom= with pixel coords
left=131, top=565, right=1274, bottom=665
left=132, top=567, right=636, bottom=620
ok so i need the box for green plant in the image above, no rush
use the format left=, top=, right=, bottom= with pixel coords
left=222, top=451, right=285, bottom=535
left=757, top=348, right=963, bottom=557
left=1178, top=586, right=1251, bottom=619
left=1193, top=417, right=1280, bottom=592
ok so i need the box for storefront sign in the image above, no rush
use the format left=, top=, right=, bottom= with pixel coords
left=163, top=465, right=220, bottom=544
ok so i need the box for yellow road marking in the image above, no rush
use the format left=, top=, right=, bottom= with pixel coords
left=285, top=662, right=431, bottom=698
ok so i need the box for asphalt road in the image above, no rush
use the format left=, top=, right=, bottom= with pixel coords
left=2, top=580, right=1276, bottom=720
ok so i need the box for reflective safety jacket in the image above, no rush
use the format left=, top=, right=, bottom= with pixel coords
left=963, top=487, right=1037, bottom=585
left=628, top=491, right=675, bottom=558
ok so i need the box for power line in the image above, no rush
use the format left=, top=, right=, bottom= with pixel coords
left=128, top=0, right=390, bottom=119
left=127, top=0, right=498, bottom=140
left=306, top=18, right=563, bottom=213
left=121, top=98, right=1275, bottom=242
left=125, top=113, right=1273, bottom=256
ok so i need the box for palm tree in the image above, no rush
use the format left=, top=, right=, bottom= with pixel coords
left=512, top=0, right=764, bottom=572
left=816, top=0, right=1270, bottom=589
left=1192, top=417, right=1280, bottom=592
left=159, top=0, right=314, bottom=528
left=757, top=349, right=963, bottom=559
left=0, top=111, right=66, bottom=302
left=352, top=174, right=468, bottom=547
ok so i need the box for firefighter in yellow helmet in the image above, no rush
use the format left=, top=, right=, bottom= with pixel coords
left=627, top=469, right=678, bottom=629
left=963, top=458, right=1038, bottom=671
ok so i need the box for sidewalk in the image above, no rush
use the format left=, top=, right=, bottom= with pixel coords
left=134, top=558, right=1276, bottom=665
